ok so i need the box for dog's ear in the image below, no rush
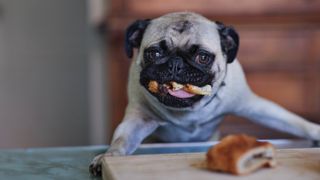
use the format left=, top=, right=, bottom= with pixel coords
left=125, top=19, right=151, bottom=58
left=216, top=21, right=239, bottom=63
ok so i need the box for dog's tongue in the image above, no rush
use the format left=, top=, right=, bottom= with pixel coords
left=168, top=89, right=195, bottom=98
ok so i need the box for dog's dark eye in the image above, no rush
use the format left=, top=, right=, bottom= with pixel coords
left=144, top=48, right=163, bottom=61
left=195, top=52, right=212, bottom=65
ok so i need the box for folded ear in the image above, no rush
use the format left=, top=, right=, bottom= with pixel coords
left=125, top=19, right=151, bottom=58
left=216, top=22, right=239, bottom=63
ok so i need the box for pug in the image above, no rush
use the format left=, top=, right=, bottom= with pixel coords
left=89, top=12, right=320, bottom=176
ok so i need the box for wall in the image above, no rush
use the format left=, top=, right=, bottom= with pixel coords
left=0, top=0, right=94, bottom=148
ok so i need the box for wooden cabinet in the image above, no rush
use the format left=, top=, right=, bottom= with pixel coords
left=105, top=0, right=320, bottom=141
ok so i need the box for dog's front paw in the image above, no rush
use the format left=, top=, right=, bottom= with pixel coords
left=89, top=153, right=105, bottom=177
left=89, top=151, right=122, bottom=177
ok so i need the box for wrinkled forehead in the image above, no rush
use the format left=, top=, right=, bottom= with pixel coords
left=142, top=13, right=221, bottom=53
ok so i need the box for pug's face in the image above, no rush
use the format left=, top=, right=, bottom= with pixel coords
left=125, top=12, right=239, bottom=108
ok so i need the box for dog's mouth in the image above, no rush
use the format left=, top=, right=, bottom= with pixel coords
left=148, top=81, right=212, bottom=98
left=144, top=80, right=212, bottom=107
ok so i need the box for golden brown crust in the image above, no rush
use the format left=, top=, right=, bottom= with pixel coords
left=184, top=84, right=211, bottom=95
left=148, top=81, right=159, bottom=93
left=206, top=134, right=275, bottom=175
left=147, top=80, right=212, bottom=96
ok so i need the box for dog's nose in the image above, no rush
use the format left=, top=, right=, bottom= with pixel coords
left=168, top=56, right=184, bottom=75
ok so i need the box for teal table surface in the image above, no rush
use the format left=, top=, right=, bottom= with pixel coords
left=0, top=140, right=315, bottom=180
left=0, top=146, right=108, bottom=180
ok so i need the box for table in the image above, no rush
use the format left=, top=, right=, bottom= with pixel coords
left=103, top=148, right=320, bottom=180
left=0, top=139, right=316, bottom=180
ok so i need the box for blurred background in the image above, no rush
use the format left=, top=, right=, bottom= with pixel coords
left=0, top=0, right=108, bottom=148
left=0, top=0, right=319, bottom=148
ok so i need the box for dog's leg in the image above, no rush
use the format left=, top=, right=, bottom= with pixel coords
left=108, top=118, right=159, bottom=155
left=89, top=114, right=159, bottom=176
left=234, top=93, right=320, bottom=140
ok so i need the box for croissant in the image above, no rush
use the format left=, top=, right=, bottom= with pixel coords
left=206, top=134, right=276, bottom=175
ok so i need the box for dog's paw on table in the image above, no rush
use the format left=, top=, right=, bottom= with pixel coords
left=90, top=151, right=122, bottom=177
left=89, top=153, right=104, bottom=176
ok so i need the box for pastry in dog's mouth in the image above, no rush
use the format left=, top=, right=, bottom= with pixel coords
left=148, top=80, right=212, bottom=98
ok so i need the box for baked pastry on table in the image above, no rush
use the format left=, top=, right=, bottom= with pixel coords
left=206, top=134, right=277, bottom=175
